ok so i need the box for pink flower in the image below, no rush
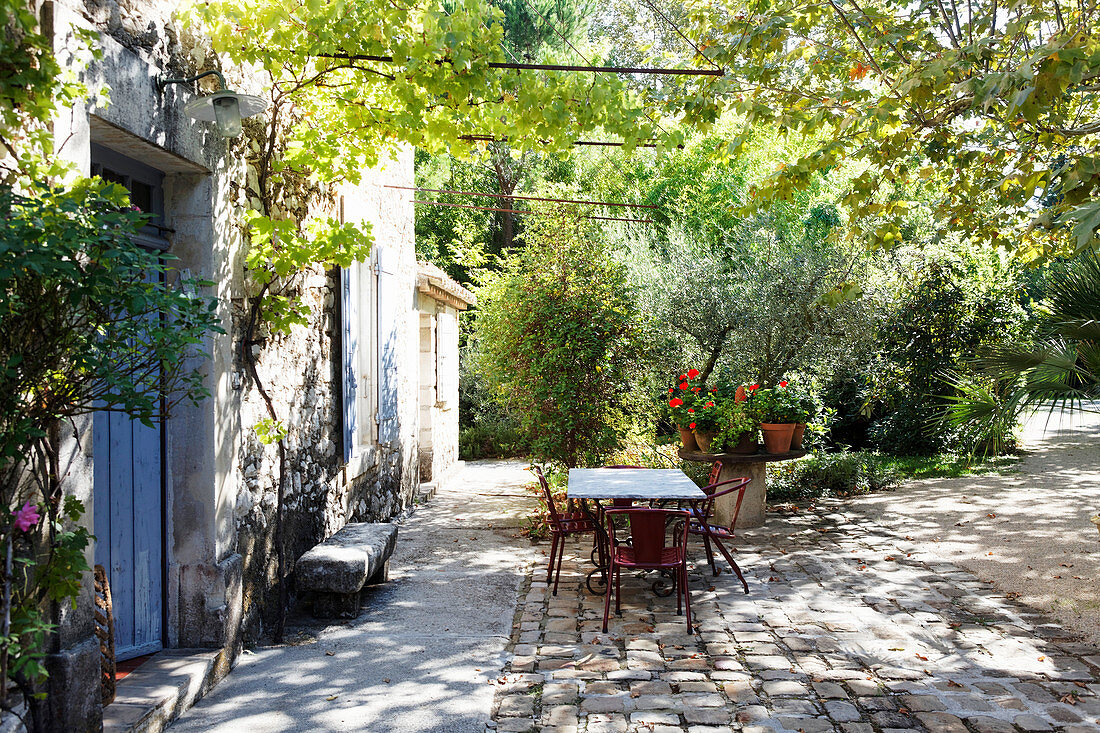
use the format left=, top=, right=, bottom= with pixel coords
left=13, top=501, right=40, bottom=533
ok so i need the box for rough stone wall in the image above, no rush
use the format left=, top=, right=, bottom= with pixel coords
left=231, top=268, right=345, bottom=639
left=233, top=155, right=419, bottom=639
left=51, top=0, right=423, bottom=708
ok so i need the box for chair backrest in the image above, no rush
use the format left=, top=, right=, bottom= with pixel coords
left=531, top=465, right=562, bottom=525
left=706, top=460, right=723, bottom=487
left=693, top=477, right=751, bottom=527
left=605, top=507, right=690, bottom=565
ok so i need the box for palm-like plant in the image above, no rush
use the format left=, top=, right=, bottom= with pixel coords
left=942, top=251, right=1100, bottom=454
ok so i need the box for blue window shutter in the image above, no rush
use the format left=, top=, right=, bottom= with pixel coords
left=341, top=265, right=359, bottom=460
left=376, top=248, right=399, bottom=445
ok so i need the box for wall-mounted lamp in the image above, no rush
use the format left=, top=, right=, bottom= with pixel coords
left=158, top=70, right=268, bottom=138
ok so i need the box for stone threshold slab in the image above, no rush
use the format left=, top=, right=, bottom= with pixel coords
left=103, top=649, right=223, bottom=733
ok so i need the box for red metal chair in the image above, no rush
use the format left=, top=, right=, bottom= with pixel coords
left=532, top=466, right=598, bottom=595
left=602, top=507, right=692, bottom=633
left=686, top=477, right=752, bottom=593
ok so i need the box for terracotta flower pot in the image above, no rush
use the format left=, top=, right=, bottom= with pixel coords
left=679, top=426, right=699, bottom=452
left=694, top=431, right=715, bottom=453
left=730, top=433, right=758, bottom=454
left=790, top=423, right=807, bottom=451
left=760, top=423, right=795, bottom=454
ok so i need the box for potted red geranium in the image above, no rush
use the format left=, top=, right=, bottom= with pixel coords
left=667, top=369, right=704, bottom=451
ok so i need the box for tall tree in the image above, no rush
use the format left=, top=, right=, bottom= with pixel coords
left=674, top=0, right=1100, bottom=259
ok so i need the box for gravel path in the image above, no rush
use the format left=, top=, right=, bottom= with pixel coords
left=844, top=408, right=1100, bottom=647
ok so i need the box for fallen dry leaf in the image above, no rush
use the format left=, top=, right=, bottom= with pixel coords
left=326, top=695, right=338, bottom=701
left=915, top=653, right=928, bottom=661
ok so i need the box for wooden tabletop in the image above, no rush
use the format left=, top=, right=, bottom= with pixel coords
left=567, top=468, right=707, bottom=500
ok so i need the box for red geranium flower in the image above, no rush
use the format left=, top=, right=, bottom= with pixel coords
left=689, top=422, right=696, bottom=430
left=669, top=397, right=684, bottom=408
left=687, top=368, right=700, bottom=379
left=779, top=380, right=789, bottom=388
left=687, top=408, right=695, bottom=413
left=692, top=387, right=701, bottom=392
left=749, top=383, right=759, bottom=391
left=705, top=401, right=715, bottom=408
left=679, top=382, right=689, bottom=390
left=678, top=374, right=688, bottom=381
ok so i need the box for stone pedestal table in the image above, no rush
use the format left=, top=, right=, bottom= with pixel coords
left=677, top=448, right=807, bottom=528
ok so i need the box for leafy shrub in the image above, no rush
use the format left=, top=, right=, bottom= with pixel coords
left=767, top=452, right=900, bottom=502
left=473, top=206, right=647, bottom=468
left=458, top=422, right=529, bottom=460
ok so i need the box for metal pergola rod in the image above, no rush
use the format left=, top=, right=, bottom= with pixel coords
left=458, top=135, right=672, bottom=149
left=412, top=199, right=652, bottom=224
left=387, top=185, right=657, bottom=210
left=329, top=53, right=723, bottom=76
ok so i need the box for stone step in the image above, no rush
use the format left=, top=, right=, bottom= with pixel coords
left=418, top=481, right=437, bottom=502
left=102, top=650, right=222, bottom=733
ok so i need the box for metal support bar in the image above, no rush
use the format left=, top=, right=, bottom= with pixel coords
left=157, top=70, right=229, bottom=94
left=386, top=185, right=657, bottom=210
left=325, top=53, right=723, bottom=76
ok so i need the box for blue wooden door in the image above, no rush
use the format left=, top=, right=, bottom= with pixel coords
left=90, top=144, right=167, bottom=661
left=93, top=411, right=164, bottom=660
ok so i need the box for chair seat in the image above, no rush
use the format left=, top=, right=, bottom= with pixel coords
left=687, top=520, right=733, bottom=540
left=612, top=544, right=684, bottom=568
left=552, top=511, right=597, bottom=534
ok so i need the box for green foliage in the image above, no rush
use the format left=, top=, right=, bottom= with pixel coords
left=0, top=183, right=222, bottom=456
left=942, top=250, right=1100, bottom=452
left=183, top=0, right=682, bottom=174
left=867, top=255, right=1028, bottom=454
left=254, top=418, right=289, bottom=445
left=752, top=385, right=802, bottom=423
left=473, top=206, right=648, bottom=468
left=3, top=496, right=92, bottom=686
left=244, top=211, right=371, bottom=334
left=0, top=0, right=99, bottom=184
left=767, top=452, right=901, bottom=502
left=682, top=0, right=1100, bottom=258
left=710, top=402, right=757, bottom=452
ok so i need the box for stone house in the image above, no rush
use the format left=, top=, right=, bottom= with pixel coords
left=35, top=0, right=473, bottom=728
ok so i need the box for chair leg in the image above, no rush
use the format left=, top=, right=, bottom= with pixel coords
left=668, top=563, right=677, bottom=616
left=602, top=563, right=614, bottom=632
left=553, top=534, right=566, bottom=594
left=711, top=535, right=749, bottom=594
left=547, top=533, right=559, bottom=590
left=702, top=533, right=718, bottom=576
left=615, top=567, right=622, bottom=614
left=681, top=562, right=692, bottom=633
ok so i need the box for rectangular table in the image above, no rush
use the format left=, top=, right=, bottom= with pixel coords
left=566, top=469, right=707, bottom=595
left=566, top=468, right=707, bottom=502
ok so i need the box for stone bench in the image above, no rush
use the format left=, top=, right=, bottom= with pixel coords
left=296, top=522, right=398, bottom=618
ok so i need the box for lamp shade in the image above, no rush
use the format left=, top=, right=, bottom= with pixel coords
left=183, top=90, right=268, bottom=138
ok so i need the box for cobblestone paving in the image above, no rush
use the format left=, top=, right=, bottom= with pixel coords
left=488, top=506, right=1100, bottom=733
